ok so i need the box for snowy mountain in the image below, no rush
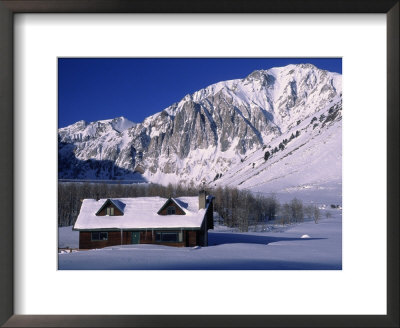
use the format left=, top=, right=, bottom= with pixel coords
left=58, top=64, right=342, bottom=197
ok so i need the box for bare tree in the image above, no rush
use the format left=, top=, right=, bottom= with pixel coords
left=290, top=198, right=304, bottom=222
left=304, top=205, right=313, bottom=220
left=265, top=194, right=279, bottom=221
left=280, top=203, right=291, bottom=226
left=313, top=206, right=320, bottom=224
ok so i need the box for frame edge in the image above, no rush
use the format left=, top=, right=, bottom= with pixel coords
left=0, top=0, right=14, bottom=327
left=386, top=2, right=400, bottom=327
left=1, top=0, right=399, bottom=327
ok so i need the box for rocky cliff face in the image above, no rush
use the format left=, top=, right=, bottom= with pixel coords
left=58, top=64, right=342, bottom=187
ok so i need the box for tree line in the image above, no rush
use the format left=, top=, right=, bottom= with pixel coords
left=58, top=182, right=321, bottom=230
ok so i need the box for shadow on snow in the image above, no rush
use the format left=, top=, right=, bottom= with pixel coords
left=208, top=232, right=326, bottom=246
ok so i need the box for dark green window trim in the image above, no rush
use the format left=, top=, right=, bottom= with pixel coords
left=91, top=231, right=108, bottom=241
left=155, top=231, right=183, bottom=243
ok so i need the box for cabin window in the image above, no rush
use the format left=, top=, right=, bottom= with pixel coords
left=106, top=207, right=114, bottom=216
left=91, top=232, right=108, bottom=241
left=167, top=206, right=176, bottom=215
left=155, top=231, right=182, bottom=243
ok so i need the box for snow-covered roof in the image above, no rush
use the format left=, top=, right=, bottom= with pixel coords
left=74, top=196, right=212, bottom=230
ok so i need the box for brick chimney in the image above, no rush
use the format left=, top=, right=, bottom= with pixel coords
left=199, top=190, right=206, bottom=210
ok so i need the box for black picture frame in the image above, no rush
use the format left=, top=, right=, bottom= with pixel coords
left=0, top=0, right=398, bottom=327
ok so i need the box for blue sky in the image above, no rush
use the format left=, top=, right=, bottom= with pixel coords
left=58, top=58, right=341, bottom=128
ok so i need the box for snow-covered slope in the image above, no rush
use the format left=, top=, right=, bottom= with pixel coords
left=214, top=100, right=342, bottom=203
left=58, top=64, right=342, bottom=195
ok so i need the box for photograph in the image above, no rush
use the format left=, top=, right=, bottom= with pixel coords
left=57, top=58, right=342, bottom=270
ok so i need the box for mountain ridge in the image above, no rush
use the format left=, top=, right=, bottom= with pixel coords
left=58, top=64, right=342, bottom=194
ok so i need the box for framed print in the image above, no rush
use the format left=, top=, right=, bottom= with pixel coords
left=0, top=0, right=398, bottom=327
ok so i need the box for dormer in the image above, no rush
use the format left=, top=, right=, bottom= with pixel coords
left=95, top=199, right=125, bottom=216
left=157, top=198, right=186, bottom=216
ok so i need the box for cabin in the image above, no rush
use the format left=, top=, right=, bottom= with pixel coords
left=73, top=191, right=214, bottom=249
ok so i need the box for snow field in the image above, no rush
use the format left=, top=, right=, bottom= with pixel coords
left=59, top=210, right=341, bottom=270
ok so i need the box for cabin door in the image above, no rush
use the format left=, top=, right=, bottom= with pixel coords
left=131, top=231, right=140, bottom=244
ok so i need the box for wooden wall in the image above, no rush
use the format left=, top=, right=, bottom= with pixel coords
left=186, top=231, right=197, bottom=247
left=79, top=229, right=198, bottom=249
left=79, top=231, right=130, bottom=249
